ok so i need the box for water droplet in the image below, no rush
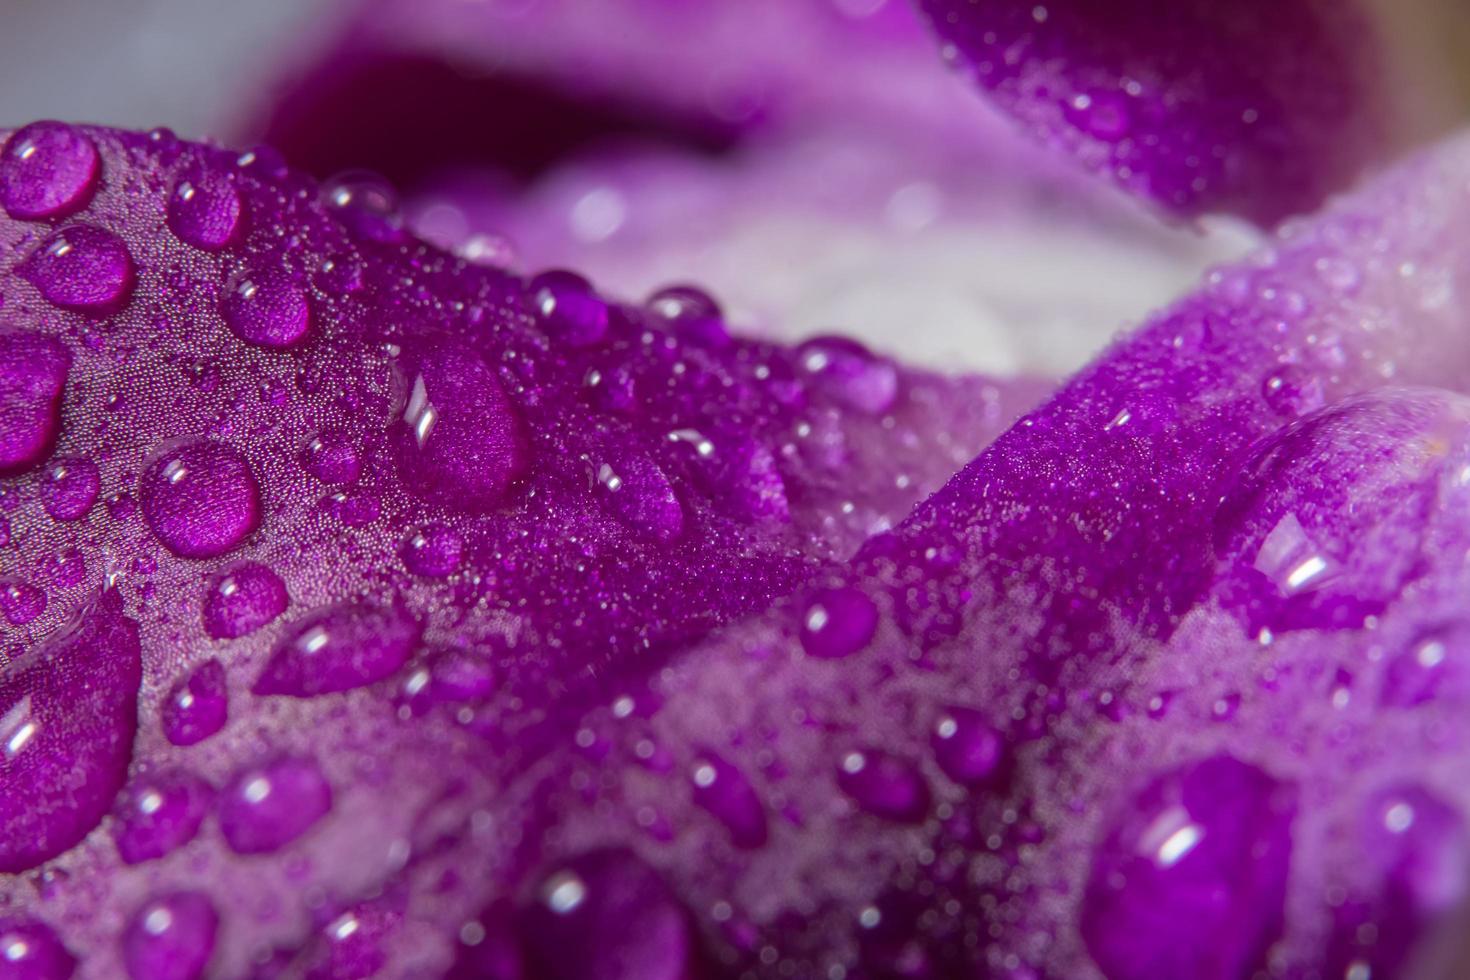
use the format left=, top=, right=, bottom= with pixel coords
left=40, top=456, right=98, bottom=521
left=160, top=659, right=228, bottom=746
left=140, top=439, right=261, bottom=559
left=320, top=490, right=381, bottom=527
left=121, top=891, right=218, bottom=980
left=0, top=121, right=98, bottom=220
left=0, top=914, right=76, bottom=980
left=322, top=170, right=403, bottom=242
left=517, top=850, right=692, bottom=980
left=596, top=454, right=684, bottom=542
left=299, top=900, right=402, bottom=980
left=0, top=592, right=141, bottom=871
left=111, top=769, right=212, bottom=864
left=218, top=755, right=332, bottom=854
left=799, top=586, right=879, bottom=660
left=1260, top=364, right=1324, bottom=417
left=1381, top=624, right=1465, bottom=708
left=302, top=431, right=362, bottom=484
left=21, top=224, right=134, bottom=312
left=254, top=601, right=421, bottom=697
left=401, top=648, right=496, bottom=711
left=647, top=285, right=728, bottom=347
left=691, top=753, right=768, bottom=849
left=201, top=561, right=288, bottom=639
left=167, top=165, right=243, bottom=251
left=0, top=331, right=69, bottom=475
left=391, top=344, right=529, bottom=513
left=401, top=524, right=464, bottom=578
left=1079, top=756, right=1295, bottom=980
left=0, top=580, right=46, bottom=626
left=222, top=268, right=310, bottom=349
left=931, top=707, right=1005, bottom=786
left=797, top=336, right=898, bottom=415
left=1065, top=89, right=1133, bottom=139
left=837, top=749, right=931, bottom=823
left=529, top=270, right=609, bottom=347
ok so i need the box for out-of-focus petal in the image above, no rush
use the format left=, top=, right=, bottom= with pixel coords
left=915, top=0, right=1390, bottom=225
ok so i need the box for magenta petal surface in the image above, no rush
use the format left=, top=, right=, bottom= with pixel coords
left=917, top=0, right=1386, bottom=224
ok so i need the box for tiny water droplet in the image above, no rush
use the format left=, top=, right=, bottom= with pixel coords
left=22, top=224, right=134, bottom=312
left=160, top=659, right=228, bottom=747
left=121, top=891, right=218, bottom=980
left=201, top=562, right=288, bottom=639
left=222, top=268, right=310, bottom=349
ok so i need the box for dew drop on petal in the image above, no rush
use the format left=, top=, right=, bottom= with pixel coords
left=391, top=344, right=529, bottom=513
left=799, top=586, right=879, bottom=660
left=0, top=914, right=76, bottom=980
left=221, top=268, right=310, bottom=349
left=931, top=707, right=1006, bottom=786
left=1079, top=756, right=1295, bottom=980
left=0, top=592, right=141, bottom=872
left=648, top=284, right=728, bottom=347
left=167, top=165, right=242, bottom=251
left=40, top=456, right=99, bottom=521
left=797, top=336, right=898, bottom=415
left=837, top=749, right=931, bottom=823
left=516, top=850, right=692, bottom=980
left=160, top=658, right=228, bottom=747
left=529, top=270, right=609, bottom=347
left=596, top=453, right=684, bottom=542
left=0, top=580, right=46, bottom=626
left=111, top=769, right=212, bottom=864
left=401, top=524, right=464, bottom=578
left=302, top=431, right=362, bottom=485
left=21, top=224, right=134, bottom=312
left=218, top=755, right=332, bottom=855
left=254, top=601, right=421, bottom=697
left=139, top=439, right=261, bottom=559
left=201, top=561, right=288, bottom=639
left=691, top=753, right=768, bottom=849
left=0, top=121, right=98, bottom=220
left=121, top=891, right=218, bottom=980
left=0, top=331, right=70, bottom=475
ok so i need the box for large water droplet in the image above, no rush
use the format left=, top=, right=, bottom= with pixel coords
left=0, top=592, right=141, bottom=872
left=302, top=431, right=362, bottom=485
left=691, top=753, right=768, bottom=849
left=167, top=165, right=243, bottom=251
left=930, top=707, right=1006, bottom=786
left=799, top=586, right=878, bottom=660
left=254, top=601, right=421, bottom=697
left=121, top=891, right=218, bottom=980
left=391, top=344, right=529, bottom=513
left=0, top=914, right=76, bottom=980
left=0, top=331, right=69, bottom=475
left=401, top=524, right=464, bottom=578
left=160, top=659, right=228, bottom=746
left=837, top=749, right=931, bottom=823
left=1330, top=785, right=1470, bottom=976
left=647, top=284, right=728, bottom=347
left=596, top=453, right=684, bottom=542
left=0, top=580, right=46, bottom=626
left=21, top=224, right=134, bottom=312
left=221, top=268, right=310, bottom=349
left=140, top=439, right=261, bottom=559
left=111, top=769, right=212, bottom=864
left=201, top=561, right=288, bottom=639
left=517, top=850, right=692, bottom=980
left=218, top=755, right=332, bottom=854
left=322, top=170, right=404, bottom=242
left=1381, top=624, right=1467, bottom=708
left=0, top=121, right=99, bottom=220
left=529, top=270, right=609, bottom=347
left=1079, top=756, right=1295, bottom=980
left=39, top=456, right=98, bottom=521
left=797, top=336, right=898, bottom=415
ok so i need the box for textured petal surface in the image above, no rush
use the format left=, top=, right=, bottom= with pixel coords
left=917, top=0, right=1388, bottom=225
left=0, top=123, right=1035, bottom=976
